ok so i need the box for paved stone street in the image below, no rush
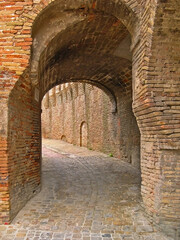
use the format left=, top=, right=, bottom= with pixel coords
left=0, top=140, right=172, bottom=240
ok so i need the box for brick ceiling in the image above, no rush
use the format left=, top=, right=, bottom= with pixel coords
left=36, top=12, right=132, bottom=98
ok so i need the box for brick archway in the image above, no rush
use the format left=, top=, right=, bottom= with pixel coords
left=3, top=0, right=140, bottom=224
left=1, top=0, right=180, bottom=238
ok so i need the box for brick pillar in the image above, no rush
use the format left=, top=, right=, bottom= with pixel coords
left=132, top=1, right=180, bottom=238
left=0, top=71, right=15, bottom=224
left=0, top=124, right=10, bottom=224
left=133, top=87, right=180, bottom=238
left=7, top=72, right=41, bottom=222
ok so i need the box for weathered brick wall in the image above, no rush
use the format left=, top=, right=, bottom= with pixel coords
left=0, top=70, right=11, bottom=223
left=42, top=83, right=110, bottom=153
left=42, top=83, right=140, bottom=164
left=141, top=1, right=180, bottom=237
left=117, top=92, right=140, bottom=168
left=131, top=1, right=180, bottom=238
left=0, top=69, right=41, bottom=223
left=0, top=1, right=33, bottom=223
left=8, top=69, right=41, bottom=222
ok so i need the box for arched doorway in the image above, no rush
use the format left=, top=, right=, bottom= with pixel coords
left=80, top=121, right=88, bottom=147
left=61, top=135, right=67, bottom=142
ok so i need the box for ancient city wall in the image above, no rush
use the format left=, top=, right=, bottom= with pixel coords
left=42, top=82, right=140, bottom=167
left=42, top=83, right=116, bottom=155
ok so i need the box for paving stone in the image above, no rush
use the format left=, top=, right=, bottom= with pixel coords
left=0, top=142, right=172, bottom=240
left=136, top=225, right=154, bottom=233
left=102, top=234, right=111, bottom=237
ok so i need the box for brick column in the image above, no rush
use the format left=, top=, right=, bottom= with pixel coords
left=0, top=70, right=17, bottom=224
left=132, top=1, right=180, bottom=238
left=0, top=103, right=9, bottom=224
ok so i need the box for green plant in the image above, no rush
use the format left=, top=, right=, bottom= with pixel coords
left=109, top=153, right=113, bottom=157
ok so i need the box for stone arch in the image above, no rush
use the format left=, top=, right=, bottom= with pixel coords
left=80, top=121, right=88, bottom=147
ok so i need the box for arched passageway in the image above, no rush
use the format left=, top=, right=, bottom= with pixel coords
left=0, top=0, right=180, bottom=239
left=7, top=1, right=141, bottom=225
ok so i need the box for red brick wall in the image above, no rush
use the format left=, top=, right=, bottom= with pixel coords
left=8, top=69, right=41, bottom=222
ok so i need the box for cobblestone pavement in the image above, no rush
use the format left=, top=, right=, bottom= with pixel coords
left=0, top=139, right=172, bottom=240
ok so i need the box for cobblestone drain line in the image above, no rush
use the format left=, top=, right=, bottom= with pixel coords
left=0, top=142, right=172, bottom=240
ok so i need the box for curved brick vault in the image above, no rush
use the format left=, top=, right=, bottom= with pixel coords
left=34, top=10, right=133, bottom=97
left=0, top=0, right=180, bottom=239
